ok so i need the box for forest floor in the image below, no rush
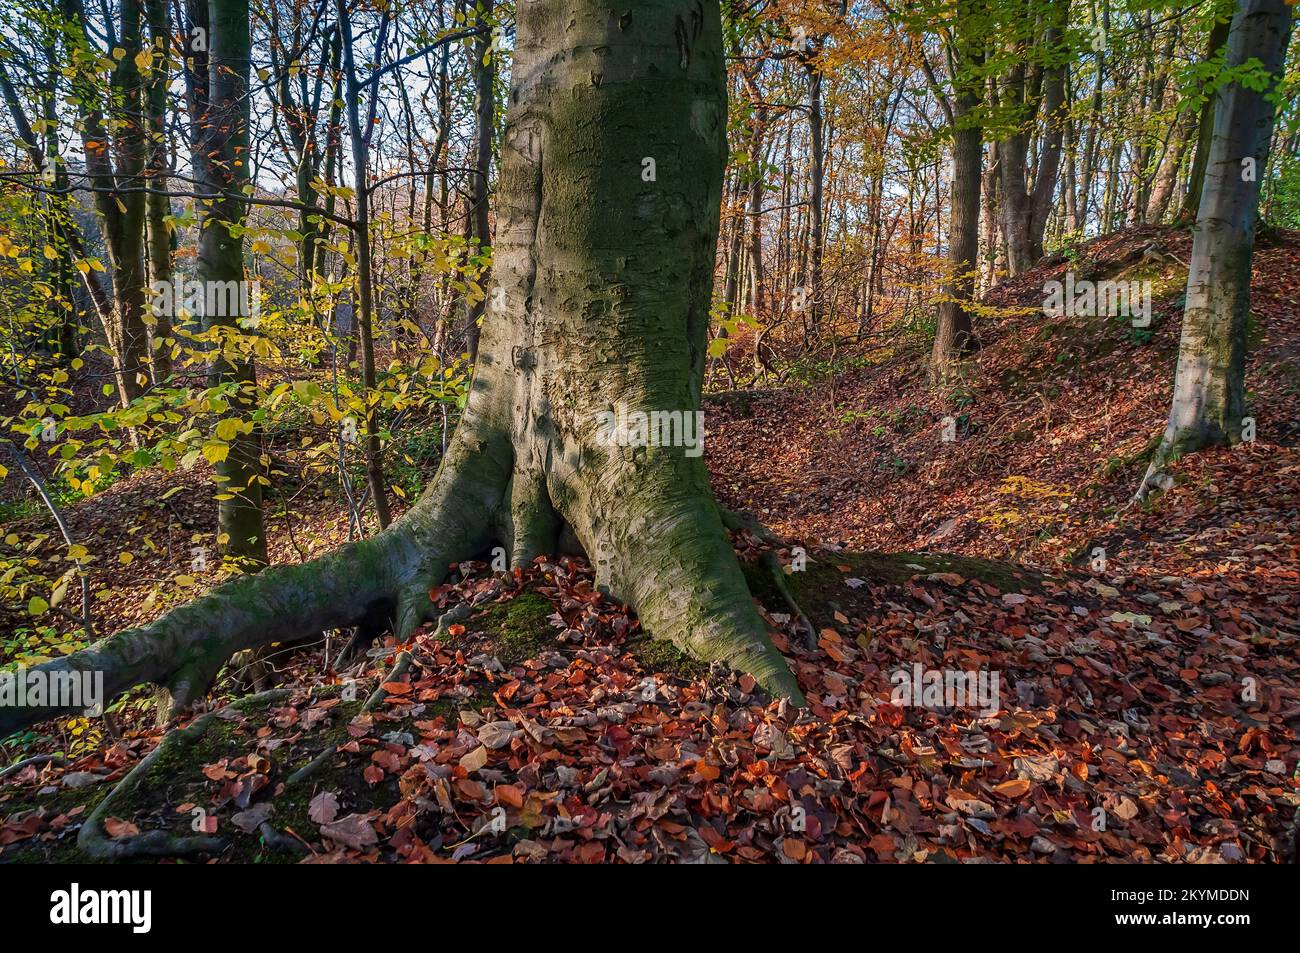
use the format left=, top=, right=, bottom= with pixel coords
left=2, top=224, right=1298, bottom=863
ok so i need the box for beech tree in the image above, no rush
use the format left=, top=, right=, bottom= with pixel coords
left=59, top=0, right=153, bottom=406
left=1138, top=0, right=1293, bottom=497
left=192, top=0, right=267, bottom=567
left=996, top=0, right=1069, bottom=273
left=907, top=0, right=987, bottom=380
left=0, top=0, right=803, bottom=736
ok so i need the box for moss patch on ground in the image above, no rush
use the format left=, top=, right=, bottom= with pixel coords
left=743, top=548, right=1044, bottom=632
left=463, top=590, right=558, bottom=666
left=0, top=692, right=383, bottom=864
left=626, top=633, right=710, bottom=681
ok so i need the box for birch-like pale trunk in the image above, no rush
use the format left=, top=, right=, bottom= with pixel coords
left=1138, top=0, right=1293, bottom=497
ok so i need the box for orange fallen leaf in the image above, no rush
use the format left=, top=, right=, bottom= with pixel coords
left=103, top=817, right=140, bottom=838
left=995, top=778, right=1031, bottom=798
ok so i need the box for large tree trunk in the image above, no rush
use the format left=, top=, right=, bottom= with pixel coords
left=0, top=0, right=802, bottom=738
left=1138, top=0, right=1292, bottom=497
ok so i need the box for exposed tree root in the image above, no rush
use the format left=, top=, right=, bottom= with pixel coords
left=258, top=821, right=309, bottom=856
left=719, top=508, right=816, bottom=649
left=1, top=415, right=808, bottom=736
left=0, top=754, right=68, bottom=779
left=718, top=506, right=784, bottom=546
left=761, top=551, right=818, bottom=651
left=76, top=689, right=291, bottom=861
left=288, top=603, right=473, bottom=789
left=0, top=0, right=810, bottom=734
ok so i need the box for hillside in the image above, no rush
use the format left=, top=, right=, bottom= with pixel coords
left=2, top=226, right=1298, bottom=864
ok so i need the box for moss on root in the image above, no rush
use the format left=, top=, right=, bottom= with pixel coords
left=743, top=548, right=1043, bottom=632
left=0, top=693, right=375, bottom=864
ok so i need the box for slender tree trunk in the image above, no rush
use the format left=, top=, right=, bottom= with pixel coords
left=1079, top=0, right=1109, bottom=231
left=1026, top=5, right=1069, bottom=262
left=464, top=0, right=496, bottom=363
left=721, top=168, right=744, bottom=314
left=1145, top=108, right=1197, bottom=223
left=981, top=137, right=1000, bottom=289
left=144, top=0, right=173, bottom=383
left=998, top=56, right=1032, bottom=275
left=932, top=9, right=983, bottom=381
left=336, top=0, right=392, bottom=529
left=1179, top=9, right=1234, bottom=223
left=0, top=55, right=103, bottom=357
left=63, top=0, right=151, bottom=405
left=804, top=58, right=825, bottom=336
left=197, top=0, right=266, bottom=567
left=1139, top=0, right=1293, bottom=497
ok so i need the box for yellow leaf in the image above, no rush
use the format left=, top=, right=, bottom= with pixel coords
left=202, top=443, right=230, bottom=464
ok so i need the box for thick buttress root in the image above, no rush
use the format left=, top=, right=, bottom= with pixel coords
left=77, top=689, right=291, bottom=860
left=0, top=437, right=506, bottom=737
left=0, top=427, right=807, bottom=739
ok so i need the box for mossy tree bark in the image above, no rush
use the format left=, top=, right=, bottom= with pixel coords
left=196, top=0, right=267, bottom=565
left=1178, top=4, right=1234, bottom=224
left=0, top=0, right=803, bottom=739
left=1138, top=0, right=1293, bottom=498
left=62, top=0, right=152, bottom=406
left=930, top=0, right=984, bottom=382
left=463, top=0, right=496, bottom=364
left=144, top=0, right=173, bottom=384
